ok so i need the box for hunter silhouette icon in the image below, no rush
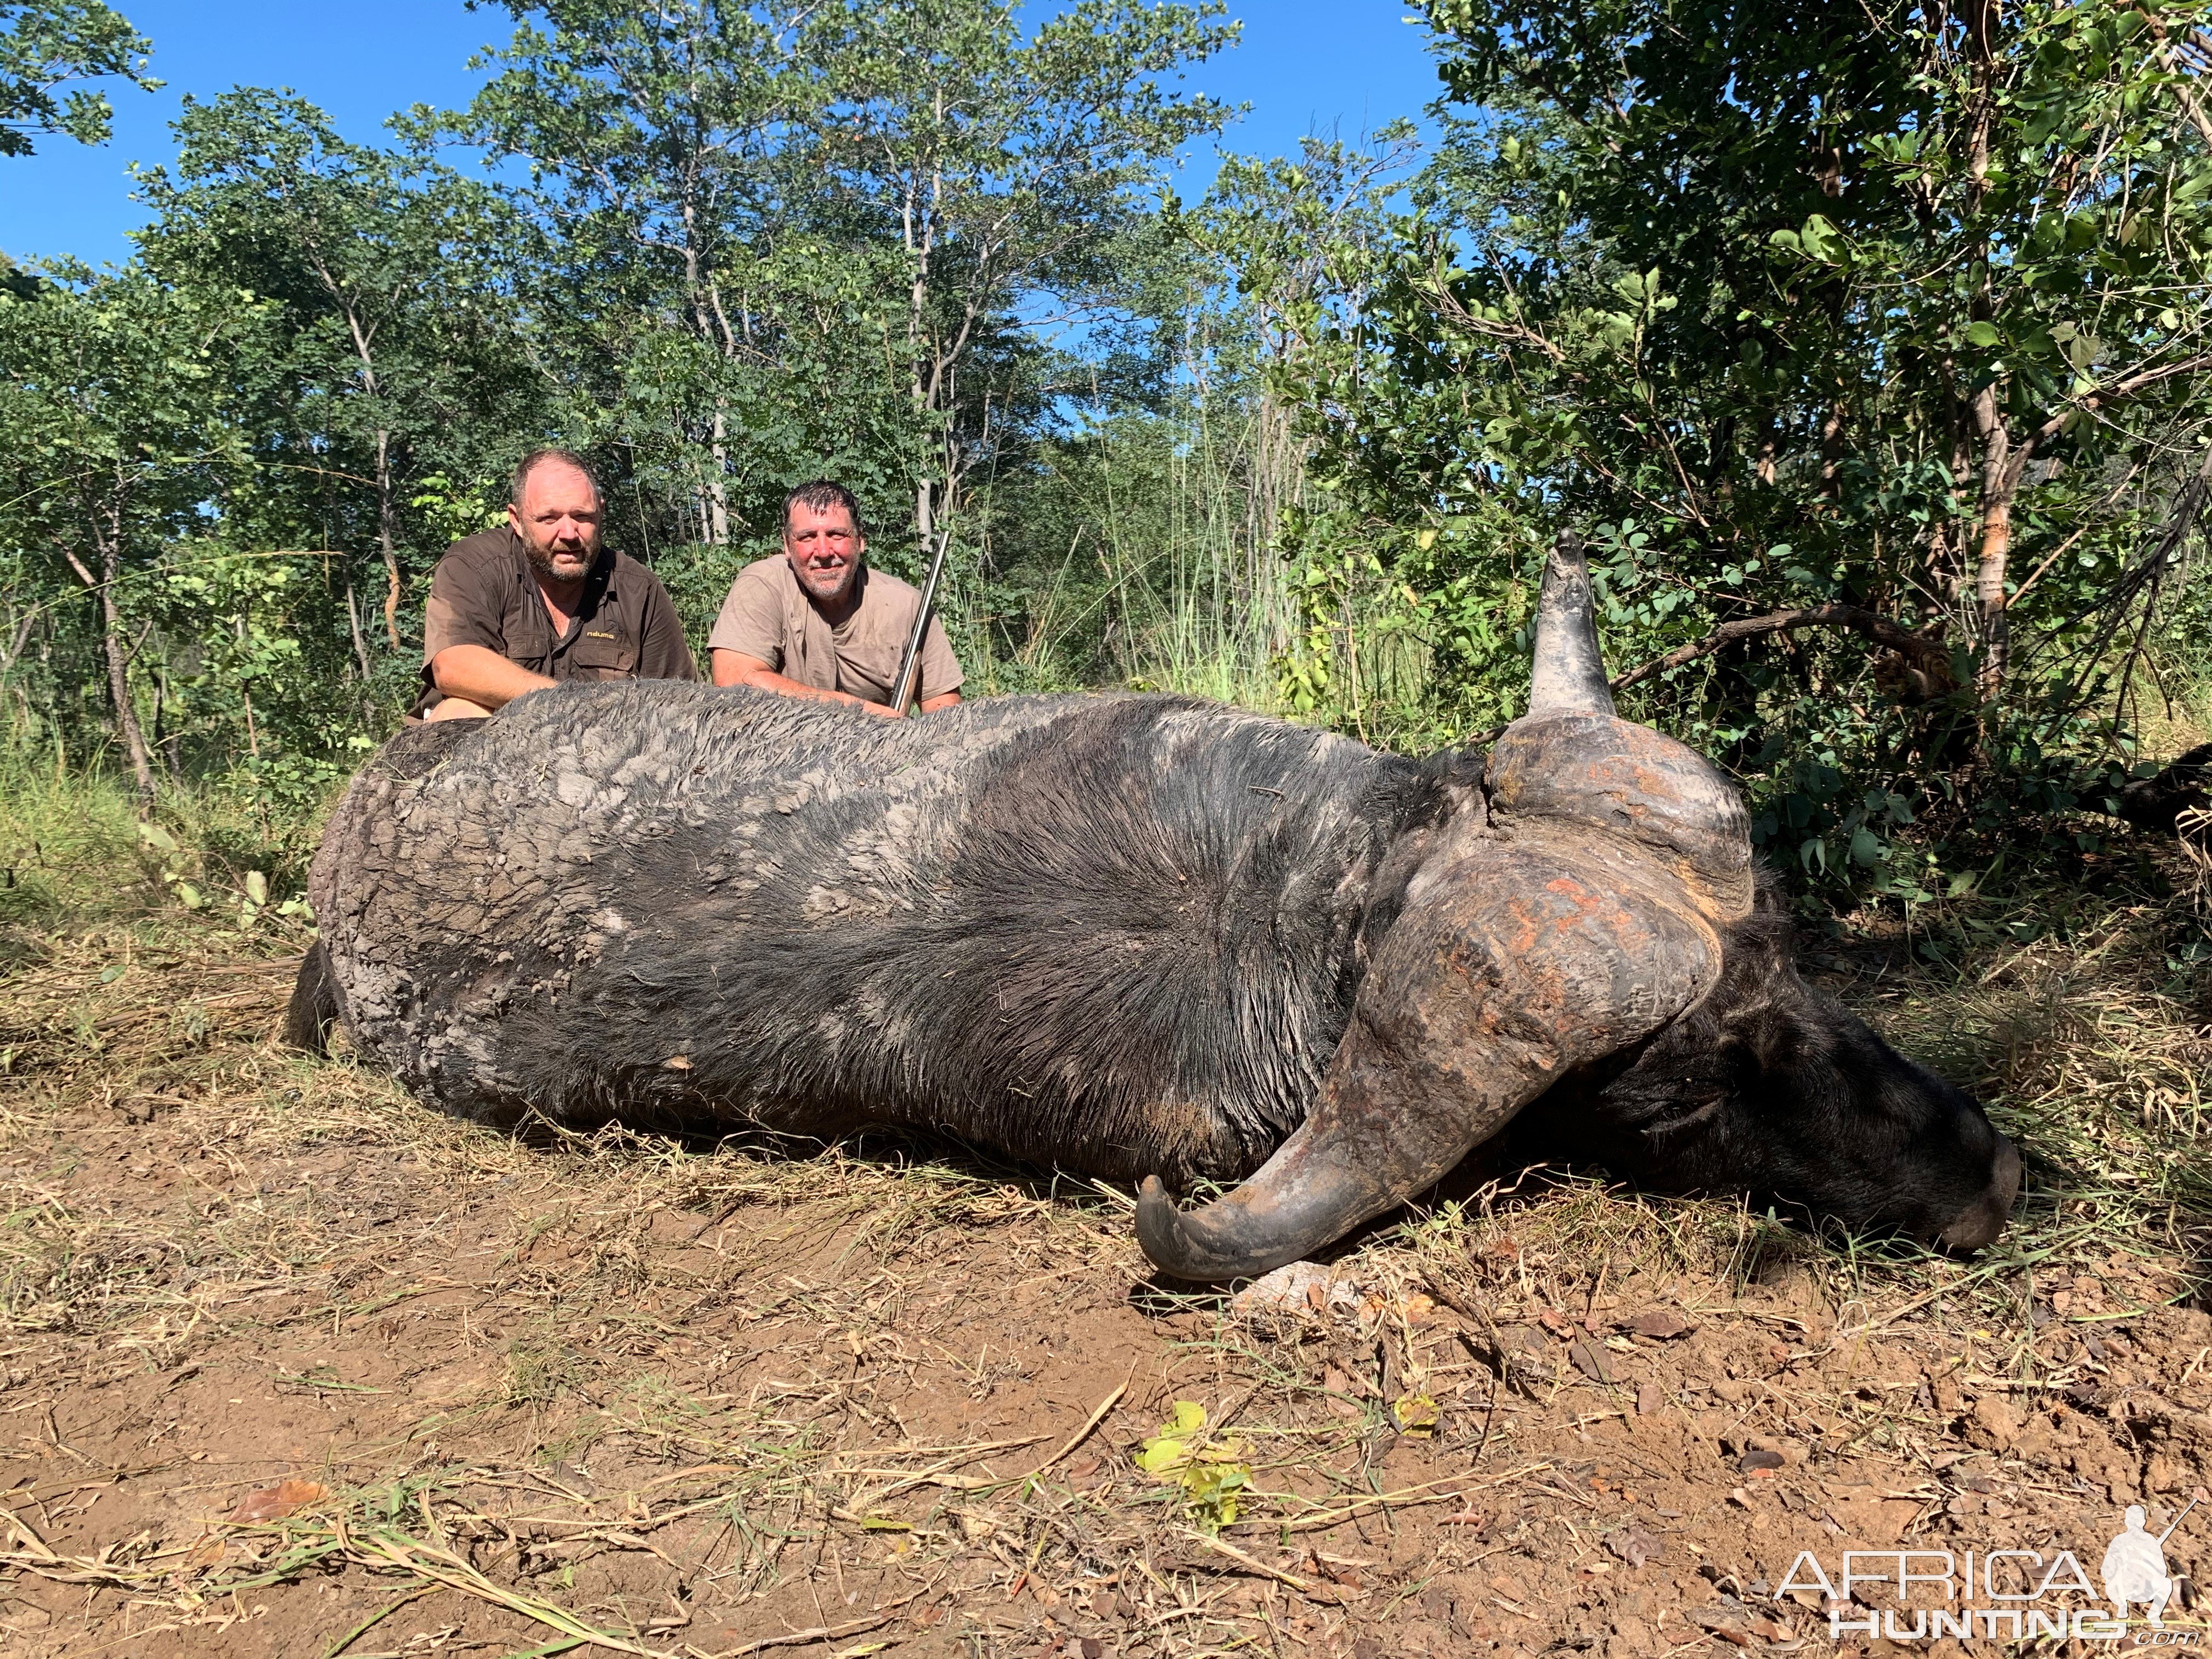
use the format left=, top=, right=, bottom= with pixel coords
left=2103, top=1498, right=2199, bottom=1627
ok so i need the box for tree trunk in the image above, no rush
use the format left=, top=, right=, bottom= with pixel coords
left=1970, top=383, right=2016, bottom=696
left=707, top=403, right=730, bottom=545
left=1963, top=0, right=2007, bottom=697
left=89, top=517, right=156, bottom=805
left=345, top=574, right=379, bottom=728
left=375, top=428, right=402, bottom=648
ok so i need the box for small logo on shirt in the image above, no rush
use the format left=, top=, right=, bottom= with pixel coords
left=585, top=630, right=617, bottom=640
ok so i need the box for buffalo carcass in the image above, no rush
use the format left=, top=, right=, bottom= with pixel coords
left=292, top=537, right=2019, bottom=1280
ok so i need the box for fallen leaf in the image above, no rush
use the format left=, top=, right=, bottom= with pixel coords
left=1637, top=1381, right=1666, bottom=1415
left=1567, top=1340, right=1612, bottom=1384
left=1626, top=1308, right=1698, bottom=1340
left=1391, top=1392, right=1440, bottom=1437
left=1606, top=1526, right=1664, bottom=1567
left=227, top=1477, right=330, bottom=1523
left=181, top=1533, right=227, bottom=1568
left=1695, top=1611, right=1757, bottom=1647
left=1309, top=1550, right=1364, bottom=1589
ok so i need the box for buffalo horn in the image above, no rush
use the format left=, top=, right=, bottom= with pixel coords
left=1527, top=531, right=1616, bottom=718
left=1135, top=1104, right=1473, bottom=1284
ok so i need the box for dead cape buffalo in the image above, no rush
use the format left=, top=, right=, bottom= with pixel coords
left=292, top=538, right=2019, bottom=1281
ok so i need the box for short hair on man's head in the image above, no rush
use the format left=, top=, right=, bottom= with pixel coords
left=510, top=447, right=601, bottom=507
left=783, top=479, right=865, bottom=538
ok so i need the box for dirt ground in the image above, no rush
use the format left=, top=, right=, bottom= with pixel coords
left=4, top=902, right=2212, bottom=1658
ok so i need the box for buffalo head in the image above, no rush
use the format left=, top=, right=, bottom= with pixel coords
left=1136, top=535, right=2019, bottom=1279
left=1549, top=897, right=2021, bottom=1250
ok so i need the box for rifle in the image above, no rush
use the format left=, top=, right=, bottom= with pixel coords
left=2159, top=1494, right=2202, bottom=1545
left=889, top=529, right=952, bottom=715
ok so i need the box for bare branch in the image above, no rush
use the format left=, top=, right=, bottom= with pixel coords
left=1611, top=604, right=1953, bottom=693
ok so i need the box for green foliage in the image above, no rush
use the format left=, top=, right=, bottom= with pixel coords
left=0, top=737, right=325, bottom=932
left=1132, top=1400, right=1250, bottom=1533
left=0, top=0, right=157, bottom=156
left=1215, top=0, right=2212, bottom=890
left=0, top=264, right=277, bottom=792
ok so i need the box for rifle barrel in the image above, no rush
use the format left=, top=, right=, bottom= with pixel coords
left=2159, top=1494, right=2200, bottom=1544
left=890, top=534, right=952, bottom=714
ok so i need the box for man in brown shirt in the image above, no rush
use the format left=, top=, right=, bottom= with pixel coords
left=708, top=479, right=962, bottom=716
left=415, top=448, right=698, bottom=721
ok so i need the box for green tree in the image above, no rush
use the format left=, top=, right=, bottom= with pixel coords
left=0, top=0, right=156, bottom=156
left=431, top=0, right=836, bottom=545
left=136, top=88, right=526, bottom=653
left=0, top=266, right=268, bottom=798
left=820, top=0, right=1237, bottom=567
left=428, top=0, right=1236, bottom=575
left=1247, top=0, right=2212, bottom=880
left=1412, top=0, right=2212, bottom=706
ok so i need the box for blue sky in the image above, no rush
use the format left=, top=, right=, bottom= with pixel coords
left=0, top=0, right=1447, bottom=267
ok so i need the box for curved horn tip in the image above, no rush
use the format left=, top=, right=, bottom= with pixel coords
left=1527, top=528, right=1617, bottom=719
left=1136, top=1175, right=1290, bottom=1285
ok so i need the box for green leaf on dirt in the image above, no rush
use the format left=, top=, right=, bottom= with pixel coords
left=1133, top=1400, right=1251, bottom=1533
left=1133, top=1399, right=1208, bottom=1470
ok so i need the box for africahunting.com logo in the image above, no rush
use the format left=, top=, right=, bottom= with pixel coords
left=1783, top=1500, right=2200, bottom=1643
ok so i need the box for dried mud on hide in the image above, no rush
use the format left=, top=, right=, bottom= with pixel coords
left=2, top=910, right=2211, bottom=1658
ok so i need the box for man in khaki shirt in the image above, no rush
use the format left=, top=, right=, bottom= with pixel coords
left=416, top=448, right=697, bottom=720
left=708, top=480, right=962, bottom=716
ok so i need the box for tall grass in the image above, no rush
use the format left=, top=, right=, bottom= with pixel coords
left=0, top=718, right=330, bottom=936
left=954, top=387, right=1447, bottom=747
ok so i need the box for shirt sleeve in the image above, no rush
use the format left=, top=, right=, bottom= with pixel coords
left=916, top=613, right=964, bottom=699
left=421, top=540, right=509, bottom=663
left=706, top=565, right=788, bottom=669
left=634, top=571, right=700, bottom=682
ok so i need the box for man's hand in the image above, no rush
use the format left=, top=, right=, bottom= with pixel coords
left=430, top=645, right=557, bottom=713
left=712, top=649, right=905, bottom=716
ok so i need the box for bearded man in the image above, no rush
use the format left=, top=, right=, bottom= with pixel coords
left=414, top=448, right=698, bottom=722
left=708, top=479, right=962, bottom=716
